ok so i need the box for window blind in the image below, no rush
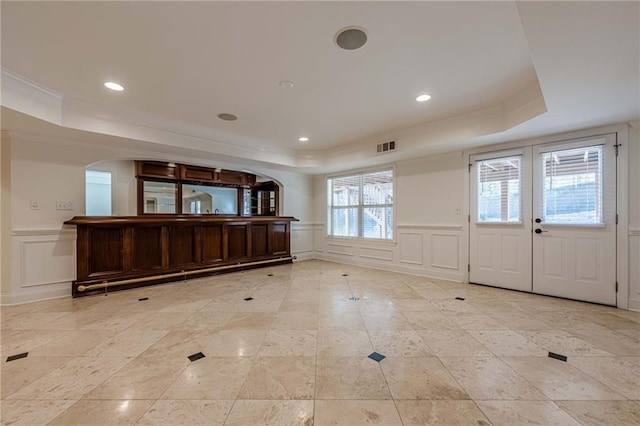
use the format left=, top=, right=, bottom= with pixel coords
left=540, top=145, right=603, bottom=224
left=328, top=169, right=393, bottom=240
left=476, top=156, right=522, bottom=222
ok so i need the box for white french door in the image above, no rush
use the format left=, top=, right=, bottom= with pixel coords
left=531, top=136, right=617, bottom=305
left=470, top=149, right=532, bottom=292
left=470, top=134, right=617, bottom=305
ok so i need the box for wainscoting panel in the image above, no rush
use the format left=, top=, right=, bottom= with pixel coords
left=291, top=223, right=314, bottom=260
left=21, top=239, right=75, bottom=287
left=316, top=224, right=465, bottom=282
left=629, top=229, right=640, bottom=311
left=326, top=243, right=355, bottom=256
left=6, top=227, right=77, bottom=305
left=314, top=226, right=326, bottom=253
left=359, top=246, right=393, bottom=261
left=399, top=232, right=423, bottom=265
left=430, top=233, right=459, bottom=270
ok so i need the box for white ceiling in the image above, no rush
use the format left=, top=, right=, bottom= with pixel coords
left=1, top=1, right=638, bottom=173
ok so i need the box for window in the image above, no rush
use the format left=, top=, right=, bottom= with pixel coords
left=540, top=145, right=603, bottom=224
left=476, top=156, right=522, bottom=223
left=85, top=170, right=112, bottom=216
left=190, top=199, right=202, bottom=214
left=327, top=168, right=393, bottom=240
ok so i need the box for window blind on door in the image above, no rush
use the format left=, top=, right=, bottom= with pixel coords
left=540, top=145, right=603, bottom=224
left=476, top=156, right=522, bottom=223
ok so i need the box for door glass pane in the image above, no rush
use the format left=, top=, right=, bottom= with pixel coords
left=541, top=145, right=603, bottom=224
left=476, top=156, right=522, bottom=222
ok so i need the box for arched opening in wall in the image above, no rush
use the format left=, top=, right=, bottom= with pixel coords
left=85, top=169, right=112, bottom=216
left=85, top=159, right=138, bottom=216
left=246, top=177, right=282, bottom=217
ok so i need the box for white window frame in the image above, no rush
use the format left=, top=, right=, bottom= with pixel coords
left=327, top=166, right=395, bottom=241
left=475, top=154, right=523, bottom=225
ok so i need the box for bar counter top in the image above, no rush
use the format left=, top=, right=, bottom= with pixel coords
left=64, top=215, right=298, bottom=225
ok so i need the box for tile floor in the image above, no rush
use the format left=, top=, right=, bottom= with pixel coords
left=1, top=259, right=639, bottom=425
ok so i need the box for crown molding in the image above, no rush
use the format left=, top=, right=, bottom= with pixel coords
left=2, top=68, right=63, bottom=103
left=2, top=68, right=64, bottom=125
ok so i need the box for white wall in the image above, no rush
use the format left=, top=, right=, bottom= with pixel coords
left=628, top=123, right=640, bottom=311
left=396, top=152, right=465, bottom=225
left=1, top=133, right=13, bottom=301
left=311, top=153, right=467, bottom=282
left=3, top=135, right=314, bottom=304
left=9, top=139, right=84, bottom=304
left=264, top=168, right=315, bottom=261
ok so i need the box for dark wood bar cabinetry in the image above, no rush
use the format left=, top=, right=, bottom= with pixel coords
left=64, top=215, right=298, bottom=297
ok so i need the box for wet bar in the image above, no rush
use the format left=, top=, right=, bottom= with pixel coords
left=64, top=215, right=297, bottom=297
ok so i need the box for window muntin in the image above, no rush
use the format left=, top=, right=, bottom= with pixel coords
left=476, top=156, right=522, bottom=223
left=540, top=145, right=603, bottom=224
left=328, top=169, right=393, bottom=240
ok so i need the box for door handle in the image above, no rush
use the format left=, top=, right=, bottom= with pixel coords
left=534, top=228, right=548, bottom=234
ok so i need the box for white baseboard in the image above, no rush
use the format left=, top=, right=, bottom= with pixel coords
left=1, top=286, right=71, bottom=306
left=314, top=252, right=464, bottom=283
left=291, top=251, right=315, bottom=262
left=628, top=299, right=640, bottom=312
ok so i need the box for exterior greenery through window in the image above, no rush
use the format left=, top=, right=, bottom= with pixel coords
left=327, top=169, right=393, bottom=240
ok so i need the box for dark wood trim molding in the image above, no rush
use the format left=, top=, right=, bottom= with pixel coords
left=135, top=160, right=276, bottom=216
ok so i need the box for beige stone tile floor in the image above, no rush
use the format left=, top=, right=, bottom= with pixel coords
left=1, top=260, right=639, bottom=425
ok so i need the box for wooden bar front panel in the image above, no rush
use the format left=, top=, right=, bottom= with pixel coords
left=65, top=216, right=298, bottom=297
left=132, top=227, right=162, bottom=271
left=228, top=224, right=249, bottom=260
left=252, top=224, right=268, bottom=257
left=169, top=226, right=196, bottom=267
left=201, top=225, right=223, bottom=262
left=89, top=228, right=123, bottom=276
left=271, top=223, right=288, bottom=255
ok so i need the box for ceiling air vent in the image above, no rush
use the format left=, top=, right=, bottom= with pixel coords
left=376, top=140, right=396, bottom=154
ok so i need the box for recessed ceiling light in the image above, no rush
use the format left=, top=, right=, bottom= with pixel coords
left=217, top=113, right=238, bottom=121
left=298, top=137, right=309, bottom=143
left=335, top=27, right=367, bottom=50
left=104, top=81, right=124, bottom=91
left=416, top=94, right=432, bottom=102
